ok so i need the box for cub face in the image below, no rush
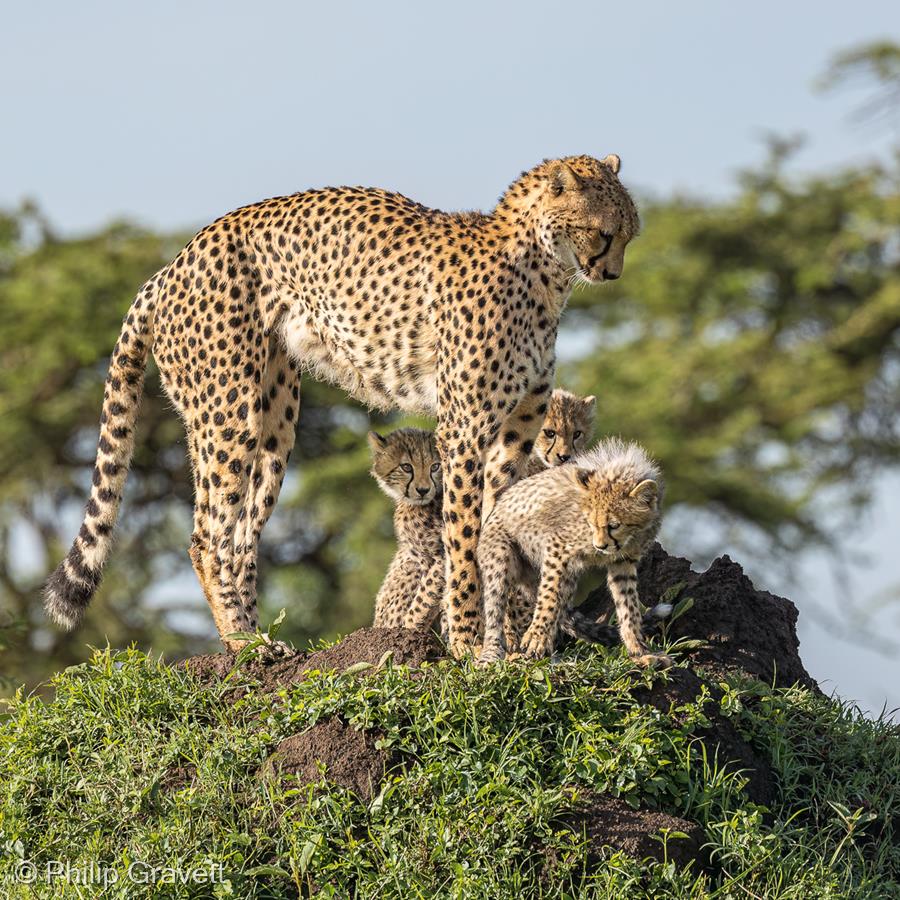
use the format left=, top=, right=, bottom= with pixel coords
left=540, top=154, right=640, bottom=284
left=577, top=471, right=660, bottom=557
left=368, top=428, right=442, bottom=506
left=533, top=389, right=596, bottom=468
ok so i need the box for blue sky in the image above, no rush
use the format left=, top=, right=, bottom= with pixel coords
left=2, top=0, right=898, bottom=712
left=3, top=1, right=897, bottom=232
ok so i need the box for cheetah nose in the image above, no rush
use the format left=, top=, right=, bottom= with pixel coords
left=602, top=269, right=620, bottom=281
left=416, top=487, right=430, bottom=497
left=593, top=541, right=609, bottom=552
left=556, top=453, right=570, bottom=463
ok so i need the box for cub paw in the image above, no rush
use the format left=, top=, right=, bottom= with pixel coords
left=631, top=651, right=673, bottom=669
left=476, top=643, right=505, bottom=667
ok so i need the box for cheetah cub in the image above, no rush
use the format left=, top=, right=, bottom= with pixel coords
left=505, top=388, right=596, bottom=642
left=478, top=437, right=672, bottom=668
left=369, top=428, right=445, bottom=630
left=524, top=389, right=596, bottom=476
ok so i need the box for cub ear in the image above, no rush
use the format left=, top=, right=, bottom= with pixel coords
left=548, top=161, right=581, bottom=197
left=575, top=468, right=592, bottom=489
left=367, top=430, right=388, bottom=452
left=583, top=395, right=597, bottom=413
left=628, top=478, right=658, bottom=505
left=601, top=153, right=621, bottom=174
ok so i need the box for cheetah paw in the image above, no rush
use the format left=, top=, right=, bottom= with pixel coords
left=255, top=635, right=294, bottom=661
left=448, top=638, right=482, bottom=661
left=631, top=651, right=673, bottom=669
left=519, top=630, right=554, bottom=660
left=476, top=644, right=505, bottom=667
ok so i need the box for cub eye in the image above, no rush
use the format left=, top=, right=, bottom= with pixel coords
left=573, top=430, right=583, bottom=439
left=430, top=462, right=441, bottom=472
left=608, top=522, right=621, bottom=531
left=400, top=463, right=413, bottom=473
left=543, top=429, right=556, bottom=439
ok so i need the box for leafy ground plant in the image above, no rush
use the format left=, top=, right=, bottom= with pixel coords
left=0, top=640, right=898, bottom=899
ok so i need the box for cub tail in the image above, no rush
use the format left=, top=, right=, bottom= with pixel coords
left=560, top=602, right=673, bottom=646
left=43, top=269, right=164, bottom=630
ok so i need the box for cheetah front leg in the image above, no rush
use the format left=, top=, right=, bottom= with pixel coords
left=403, top=554, right=445, bottom=631
left=482, top=378, right=553, bottom=521
left=436, top=420, right=491, bottom=658
left=476, top=528, right=521, bottom=665
left=606, top=561, right=673, bottom=669
left=519, top=560, right=577, bottom=660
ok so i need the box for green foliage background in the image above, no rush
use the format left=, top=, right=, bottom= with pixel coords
left=0, top=46, right=898, bottom=691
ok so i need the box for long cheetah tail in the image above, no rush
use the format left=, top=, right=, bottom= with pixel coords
left=43, top=269, right=163, bottom=630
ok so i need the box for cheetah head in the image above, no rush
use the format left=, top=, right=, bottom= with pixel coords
left=580, top=474, right=660, bottom=556
left=570, top=438, right=663, bottom=556
left=539, top=154, right=640, bottom=285
left=533, top=389, right=596, bottom=468
left=368, top=427, right=442, bottom=506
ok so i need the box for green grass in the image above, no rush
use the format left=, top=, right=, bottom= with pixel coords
left=0, top=643, right=898, bottom=899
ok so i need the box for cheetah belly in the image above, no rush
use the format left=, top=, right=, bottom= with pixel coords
left=279, top=307, right=438, bottom=415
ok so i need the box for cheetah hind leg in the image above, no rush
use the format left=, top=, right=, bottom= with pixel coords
left=233, top=349, right=300, bottom=660
left=186, top=427, right=255, bottom=648
left=197, top=387, right=286, bottom=657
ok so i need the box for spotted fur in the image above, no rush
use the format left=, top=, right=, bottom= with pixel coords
left=371, top=396, right=605, bottom=647
left=478, top=437, right=671, bottom=667
left=43, top=155, right=639, bottom=657
left=370, top=428, right=444, bottom=629
left=524, top=389, right=596, bottom=475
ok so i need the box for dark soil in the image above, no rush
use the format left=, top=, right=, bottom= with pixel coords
left=184, top=626, right=444, bottom=693
left=159, top=764, right=197, bottom=793
left=632, top=668, right=776, bottom=806
left=579, top=543, right=818, bottom=691
left=264, top=716, right=393, bottom=803
left=546, top=792, right=706, bottom=873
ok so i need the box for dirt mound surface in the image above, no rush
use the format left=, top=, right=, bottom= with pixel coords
left=184, top=626, right=445, bottom=693
left=633, top=668, right=776, bottom=806
left=159, top=764, right=197, bottom=793
left=547, top=792, right=705, bottom=873
left=265, top=716, right=392, bottom=802
left=580, top=543, right=818, bottom=691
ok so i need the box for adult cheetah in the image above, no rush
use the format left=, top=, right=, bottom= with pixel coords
left=44, top=155, right=639, bottom=658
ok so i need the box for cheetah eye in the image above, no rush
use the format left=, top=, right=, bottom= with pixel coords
left=430, top=463, right=441, bottom=472
left=543, top=429, right=556, bottom=439
left=400, top=463, right=413, bottom=474
left=608, top=522, right=621, bottom=531
left=573, top=430, right=583, bottom=439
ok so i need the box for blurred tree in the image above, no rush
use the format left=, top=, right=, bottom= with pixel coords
left=818, top=40, right=900, bottom=129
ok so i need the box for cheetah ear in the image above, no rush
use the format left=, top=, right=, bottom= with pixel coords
left=548, top=161, right=581, bottom=197
left=367, top=430, right=388, bottom=453
left=628, top=479, right=658, bottom=506
left=601, top=154, right=621, bottom=175
left=575, top=468, right=592, bottom=489
left=583, top=395, right=597, bottom=413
